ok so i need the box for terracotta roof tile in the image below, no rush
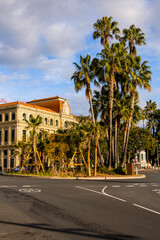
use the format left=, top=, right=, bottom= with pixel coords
left=0, top=101, right=58, bottom=114
left=27, top=96, right=66, bottom=103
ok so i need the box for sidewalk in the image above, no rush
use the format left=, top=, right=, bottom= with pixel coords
left=3, top=173, right=146, bottom=180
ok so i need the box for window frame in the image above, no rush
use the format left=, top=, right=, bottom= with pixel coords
left=5, top=113, right=9, bottom=121
left=50, top=119, right=53, bottom=126
left=10, top=158, right=14, bottom=168
left=23, top=129, right=26, bottom=140
left=4, top=130, right=8, bottom=143
left=11, top=129, right=15, bottom=142
left=45, top=118, right=48, bottom=125
left=12, top=112, right=15, bottom=120
left=22, top=113, right=26, bottom=120
left=4, top=159, right=7, bottom=168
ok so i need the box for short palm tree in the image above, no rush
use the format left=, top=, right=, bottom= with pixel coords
left=80, top=117, right=94, bottom=176
left=14, top=140, right=30, bottom=167
left=24, top=114, right=42, bottom=169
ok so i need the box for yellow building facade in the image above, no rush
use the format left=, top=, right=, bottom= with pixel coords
left=0, top=96, right=76, bottom=171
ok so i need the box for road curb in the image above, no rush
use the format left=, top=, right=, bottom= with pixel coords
left=2, top=173, right=146, bottom=180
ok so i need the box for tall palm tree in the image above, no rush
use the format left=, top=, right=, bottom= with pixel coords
left=24, top=114, right=42, bottom=169
left=145, top=100, right=157, bottom=115
left=93, top=16, right=120, bottom=46
left=122, top=24, right=146, bottom=56
left=98, top=43, right=127, bottom=169
left=140, top=109, right=147, bottom=128
left=92, top=85, right=109, bottom=132
left=71, top=54, right=103, bottom=166
left=122, top=56, right=152, bottom=166
left=71, top=55, right=99, bottom=126
left=113, top=92, right=129, bottom=168
left=145, top=100, right=157, bottom=136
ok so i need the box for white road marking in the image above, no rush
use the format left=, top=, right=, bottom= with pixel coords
left=22, top=185, right=39, bottom=187
left=151, top=185, right=159, bottom=187
left=133, top=203, right=160, bottom=215
left=126, top=185, right=135, bottom=187
left=76, top=186, right=127, bottom=202
left=112, top=185, right=120, bottom=188
left=76, top=186, right=104, bottom=194
left=19, top=188, right=41, bottom=193
left=0, top=185, right=17, bottom=188
left=102, top=186, right=127, bottom=202
left=152, top=189, right=160, bottom=195
left=152, top=189, right=160, bottom=192
left=76, top=186, right=160, bottom=214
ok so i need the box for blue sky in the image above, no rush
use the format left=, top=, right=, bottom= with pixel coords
left=0, top=0, right=160, bottom=116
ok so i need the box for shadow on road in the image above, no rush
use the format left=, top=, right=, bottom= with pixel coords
left=0, top=220, right=140, bottom=240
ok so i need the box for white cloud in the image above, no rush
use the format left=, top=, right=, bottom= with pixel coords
left=0, top=0, right=160, bottom=114
left=44, top=22, right=84, bottom=58
left=0, top=71, right=30, bottom=82
left=35, top=56, right=75, bottom=83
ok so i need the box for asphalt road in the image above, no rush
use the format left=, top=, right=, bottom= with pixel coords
left=0, top=172, right=159, bottom=240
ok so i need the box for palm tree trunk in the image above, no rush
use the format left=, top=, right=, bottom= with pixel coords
left=33, top=134, right=39, bottom=173
left=112, top=136, right=115, bottom=166
left=117, top=115, right=121, bottom=166
left=122, top=92, right=135, bottom=167
left=123, top=123, right=128, bottom=153
left=153, top=125, right=155, bottom=137
left=109, top=106, right=112, bottom=169
left=128, top=151, right=131, bottom=163
left=88, top=91, right=104, bottom=167
left=77, top=145, right=81, bottom=171
left=88, top=140, right=91, bottom=176
left=115, top=116, right=118, bottom=168
left=94, top=136, right=98, bottom=176
left=20, top=154, right=23, bottom=167
left=108, top=75, right=114, bottom=169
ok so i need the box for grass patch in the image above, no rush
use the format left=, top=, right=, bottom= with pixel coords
left=6, top=166, right=128, bottom=177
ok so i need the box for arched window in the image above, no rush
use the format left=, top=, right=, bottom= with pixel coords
left=22, top=113, right=26, bottom=120
left=29, top=114, right=32, bottom=121
left=23, top=130, right=26, bottom=140
left=56, top=120, right=58, bottom=126
left=10, top=159, right=14, bottom=168
left=50, top=119, right=53, bottom=126
left=0, top=114, right=2, bottom=122
left=45, top=118, right=47, bottom=125
left=64, top=121, right=68, bottom=128
left=5, top=113, right=8, bottom=121
left=12, top=112, right=15, bottom=120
